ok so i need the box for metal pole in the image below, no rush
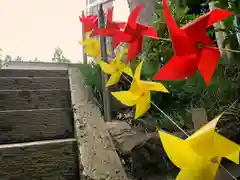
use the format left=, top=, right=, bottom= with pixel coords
left=98, top=4, right=112, bottom=122
left=88, top=0, right=114, bottom=9
left=81, top=11, right=88, bottom=64
left=109, top=38, right=115, bottom=59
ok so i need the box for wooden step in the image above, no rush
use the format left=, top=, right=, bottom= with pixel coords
left=0, top=108, right=74, bottom=144
left=0, top=69, right=68, bottom=77
left=0, top=90, right=71, bottom=110
left=0, top=139, right=79, bottom=180
left=0, top=77, right=69, bottom=90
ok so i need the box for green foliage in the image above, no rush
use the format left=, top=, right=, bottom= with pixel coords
left=52, top=47, right=70, bottom=63
left=78, top=62, right=104, bottom=111
left=33, top=57, right=40, bottom=62
left=14, top=56, right=23, bottom=61
left=0, top=49, right=14, bottom=68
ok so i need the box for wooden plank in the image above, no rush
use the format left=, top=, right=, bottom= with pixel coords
left=0, top=139, right=79, bottom=180
left=0, top=78, right=69, bottom=90
left=0, top=90, right=71, bottom=110
left=0, top=109, right=74, bottom=144
left=0, top=69, right=68, bottom=77
left=68, top=67, right=127, bottom=180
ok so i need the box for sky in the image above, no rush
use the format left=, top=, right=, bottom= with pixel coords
left=0, top=0, right=130, bottom=63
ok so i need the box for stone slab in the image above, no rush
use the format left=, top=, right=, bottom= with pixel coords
left=0, top=78, right=69, bottom=90
left=0, top=139, right=79, bottom=180
left=0, top=69, right=68, bottom=77
left=0, top=90, right=71, bottom=110
left=0, top=109, right=74, bottom=144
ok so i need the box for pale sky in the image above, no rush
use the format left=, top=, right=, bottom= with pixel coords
left=0, top=0, right=130, bottom=63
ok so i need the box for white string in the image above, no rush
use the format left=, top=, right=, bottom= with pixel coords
left=207, top=46, right=240, bottom=53
left=82, top=9, right=239, bottom=177
left=219, top=164, right=238, bottom=180
left=83, top=2, right=239, bottom=177
left=121, top=74, right=189, bottom=137
left=157, top=37, right=240, bottom=53
left=82, top=40, right=239, bottom=178
left=120, top=72, right=238, bottom=179
left=157, top=37, right=172, bottom=42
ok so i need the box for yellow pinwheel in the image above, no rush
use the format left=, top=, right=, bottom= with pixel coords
left=159, top=113, right=240, bottom=180
left=98, top=49, right=133, bottom=86
left=78, top=34, right=101, bottom=59
left=112, top=61, right=169, bottom=119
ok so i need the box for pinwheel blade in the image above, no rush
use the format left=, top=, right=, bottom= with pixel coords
left=106, top=72, right=121, bottom=87
left=197, top=47, right=221, bottom=85
left=135, top=91, right=151, bottom=119
left=112, top=91, right=138, bottom=106
left=154, top=54, right=198, bottom=81
left=126, top=37, right=143, bottom=62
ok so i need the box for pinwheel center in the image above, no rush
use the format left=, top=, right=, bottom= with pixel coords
left=196, top=42, right=204, bottom=49
left=141, top=92, right=145, bottom=97
left=129, top=31, right=139, bottom=41
left=116, top=68, right=120, bottom=72
left=211, top=157, right=218, bottom=164
left=133, top=31, right=138, bottom=36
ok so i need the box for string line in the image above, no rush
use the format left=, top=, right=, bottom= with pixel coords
left=122, top=73, right=238, bottom=136
left=157, top=37, right=240, bottom=53
left=219, top=164, right=238, bottom=180
left=120, top=72, right=238, bottom=179
left=94, top=45, right=238, bottom=178
left=121, top=74, right=189, bottom=136
left=84, top=3, right=239, bottom=177
left=88, top=17, right=239, bottom=179
left=207, top=46, right=240, bottom=53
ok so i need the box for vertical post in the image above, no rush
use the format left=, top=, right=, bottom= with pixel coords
left=81, top=11, right=88, bottom=64
left=208, top=2, right=232, bottom=60
left=98, top=4, right=112, bottom=122
left=109, top=38, right=115, bottom=59
left=231, top=1, right=240, bottom=45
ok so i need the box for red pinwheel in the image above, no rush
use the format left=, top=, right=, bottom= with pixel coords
left=79, top=15, right=98, bottom=33
left=112, top=3, right=158, bottom=62
left=91, top=7, right=125, bottom=37
left=153, top=0, right=233, bottom=85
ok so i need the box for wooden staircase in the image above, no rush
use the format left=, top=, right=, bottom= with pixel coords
left=0, top=69, right=80, bottom=180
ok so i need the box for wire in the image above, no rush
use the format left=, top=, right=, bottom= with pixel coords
left=219, top=164, right=238, bottom=180
left=85, top=0, right=240, bottom=54
left=157, top=37, right=172, bottom=42
left=83, top=5, right=239, bottom=177
left=83, top=2, right=240, bottom=177
left=120, top=71, right=238, bottom=180
left=121, top=74, right=189, bottom=136
left=156, top=36, right=240, bottom=53
left=83, top=39, right=239, bottom=178
left=207, top=46, right=240, bottom=53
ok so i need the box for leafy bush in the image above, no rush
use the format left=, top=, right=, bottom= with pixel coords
left=78, top=62, right=104, bottom=112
